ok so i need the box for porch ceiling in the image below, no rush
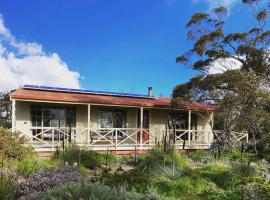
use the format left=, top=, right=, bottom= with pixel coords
left=10, top=88, right=214, bottom=112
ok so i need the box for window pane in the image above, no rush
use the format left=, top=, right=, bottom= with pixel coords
left=43, top=106, right=65, bottom=127
left=31, top=105, right=42, bottom=127
left=97, top=110, right=126, bottom=128
left=174, top=112, right=188, bottom=129
left=98, top=111, right=113, bottom=128
left=113, top=110, right=126, bottom=128
left=66, top=107, right=76, bottom=127
left=191, top=114, right=197, bottom=130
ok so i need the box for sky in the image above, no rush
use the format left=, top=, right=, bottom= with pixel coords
left=0, top=0, right=255, bottom=96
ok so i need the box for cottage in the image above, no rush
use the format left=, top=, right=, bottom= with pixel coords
left=10, top=85, right=215, bottom=155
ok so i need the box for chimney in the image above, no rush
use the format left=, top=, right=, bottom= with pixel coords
left=148, top=87, right=153, bottom=97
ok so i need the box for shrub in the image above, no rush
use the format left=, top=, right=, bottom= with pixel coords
left=155, top=175, right=210, bottom=198
left=200, top=187, right=240, bottom=200
left=0, top=165, right=17, bottom=200
left=238, top=177, right=270, bottom=200
left=97, top=168, right=152, bottom=193
left=231, top=160, right=257, bottom=177
left=42, top=182, right=169, bottom=200
left=257, top=133, right=270, bottom=161
left=15, top=155, right=61, bottom=177
left=57, top=144, right=116, bottom=169
left=195, top=163, right=238, bottom=190
left=16, top=165, right=81, bottom=200
left=218, top=149, right=256, bottom=162
left=187, top=151, right=212, bottom=163
left=0, top=128, right=33, bottom=159
left=153, top=164, right=183, bottom=180
left=138, top=147, right=188, bottom=172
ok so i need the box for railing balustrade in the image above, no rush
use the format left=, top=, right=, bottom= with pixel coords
left=13, top=126, right=249, bottom=152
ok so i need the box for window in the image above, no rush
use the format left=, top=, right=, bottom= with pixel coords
left=31, top=105, right=76, bottom=127
left=43, top=106, right=65, bottom=127
left=169, top=112, right=197, bottom=140
left=66, top=107, right=76, bottom=127
left=31, top=105, right=42, bottom=127
left=97, top=110, right=126, bottom=128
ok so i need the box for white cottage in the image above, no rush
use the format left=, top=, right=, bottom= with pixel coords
left=10, top=85, right=215, bottom=156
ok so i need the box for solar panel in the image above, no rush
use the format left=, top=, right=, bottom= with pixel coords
left=23, top=85, right=156, bottom=99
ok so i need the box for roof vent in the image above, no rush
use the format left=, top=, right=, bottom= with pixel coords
left=148, top=87, right=153, bottom=97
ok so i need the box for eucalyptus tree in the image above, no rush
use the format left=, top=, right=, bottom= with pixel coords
left=173, top=0, right=270, bottom=154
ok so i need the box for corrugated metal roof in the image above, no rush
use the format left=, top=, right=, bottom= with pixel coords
left=10, top=87, right=214, bottom=111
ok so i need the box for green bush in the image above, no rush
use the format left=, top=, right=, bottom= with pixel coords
left=0, top=165, right=17, bottom=200
left=155, top=175, right=210, bottom=198
left=0, top=128, right=33, bottom=159
left=42, top=182, right=169, bottom=200
left=257, top=134, right=270, bottom=161
left=138, top=147, right=188, bottom=172
left=230, top=160, right=257, bottom=177
left=218, top=149, right=256, bottom=162
left=238, top=177, right=270, bottom=199
left=195, top=164, right=238, bottom=190
left=187, top=151, right=211, bottom=163
left=15, top=155, right=61, bottom=177
left=200, top=187, right=240, bottom=200
left=57, top=144, right=116, bottom=169
left=97, top=168, right=152, bottom=193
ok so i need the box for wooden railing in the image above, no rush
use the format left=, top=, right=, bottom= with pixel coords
left=13, top=127, right=249, bottom=152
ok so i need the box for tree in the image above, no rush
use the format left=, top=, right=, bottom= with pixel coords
left=0, top=91, right=12, bottom=128
left=173, top=0, right=270, bottom=154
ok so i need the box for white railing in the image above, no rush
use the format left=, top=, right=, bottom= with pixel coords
left=214, top=130, right=249, bottom=147
left=14, top=127, right=249, bottom=152
left=86, top=128, right=157, bottom=150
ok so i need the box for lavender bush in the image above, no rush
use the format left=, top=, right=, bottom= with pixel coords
left=16, top=165, right=81, bottom=200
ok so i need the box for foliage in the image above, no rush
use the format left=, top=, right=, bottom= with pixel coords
left=173, top=0, right=270, bottom=156
left=195, top=163, right=238, bottom=190
left=14, top=155, right=61, bottom=177
left=42, top=182, right=169, bottom=200
left=57, top=144, right=116, bottom=169
left=138, top=147, right=188, bottom=172
left=16, top=165, right=81, bottom=200
left=0, top=165, right=17, bottom=200
left=155, top=175, right=210, bottom=198
left=187, top=150, right=212, bottom=163
left=97, top=168, right=152, bottom=193
left=0, top=91, right=12, bottom=128
left=214, top=149, right=257, bottom=162
left=0, top=128, right=33, bottom=159
left=231, top=160, right=257, bottom=177
left=200, top=187, right=239, bottom=200
left=97, top=148, right=189, bottom=194
left=238, top=177, right=270, bottom=200
left=257, top=133, right=270, bottom=161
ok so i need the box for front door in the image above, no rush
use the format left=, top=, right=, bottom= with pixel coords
left=137, top=110, right=150, bottom=144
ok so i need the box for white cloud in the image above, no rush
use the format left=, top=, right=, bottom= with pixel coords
left=207, top=57, right=242, bottom=74
left=0, top=14, right=81, bottom=92
left=192, top=0, right=240, bottom=10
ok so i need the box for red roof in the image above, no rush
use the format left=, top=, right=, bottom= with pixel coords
left=10, top=88, right=214, bottom=112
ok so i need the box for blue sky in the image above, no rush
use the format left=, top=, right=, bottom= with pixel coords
left=0, top=0, right=254, bottom=96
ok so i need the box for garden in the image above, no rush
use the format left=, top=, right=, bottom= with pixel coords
left=1, top=128, right=270, bottom=200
